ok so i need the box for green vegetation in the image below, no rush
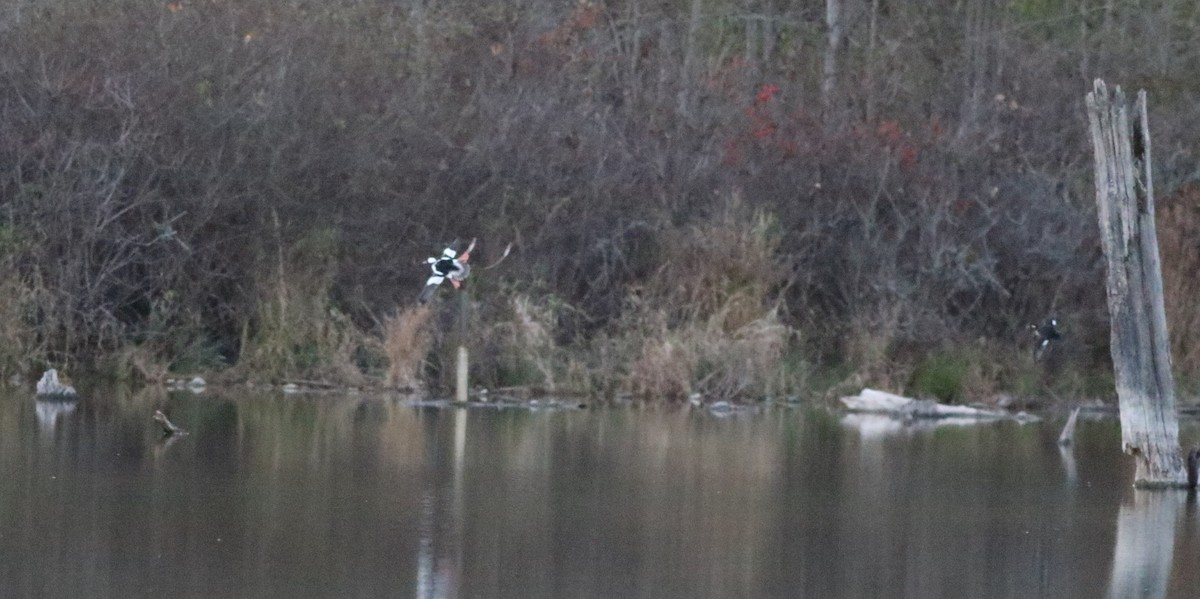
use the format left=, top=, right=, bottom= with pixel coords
left=911, top=353, right=973, bottom=404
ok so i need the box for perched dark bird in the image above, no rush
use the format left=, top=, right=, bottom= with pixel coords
left=418, top=240, right=473, bottom=304
left=1030, top=318, right=1062, bottom=362
left=1187, top=447, right=1200, bottom=490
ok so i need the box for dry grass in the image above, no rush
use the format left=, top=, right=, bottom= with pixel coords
left=623, top=199, right=800, bottom=401
left=476, top=292, right=569, bottom=391
left=645, top=196, right=780, bottom=328
left=120, top=344, right=170, bottom=383
left=383, top=305, right=433, bottom=390
left=628, top=336, right=695, bottom=401
left=508, top=295, right=559, bottom=390
left=467, top=207, right=799, bottom=402
left=623, top=305, right=795, bottom=402
left=839, top=306, right=907, bottom=393
left=239, top=221, right=365, bottom=383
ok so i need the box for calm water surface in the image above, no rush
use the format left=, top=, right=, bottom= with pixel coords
left=2, top=388, right=1200, bottom=598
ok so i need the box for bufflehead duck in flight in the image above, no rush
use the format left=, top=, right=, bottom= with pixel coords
left=418, top=239, right=474, bottom=304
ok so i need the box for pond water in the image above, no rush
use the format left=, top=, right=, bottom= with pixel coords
left=2, top=388, right=1200, bottom=598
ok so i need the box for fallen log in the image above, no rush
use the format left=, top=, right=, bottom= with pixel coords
left=839, top=388, right=1011, bottom=420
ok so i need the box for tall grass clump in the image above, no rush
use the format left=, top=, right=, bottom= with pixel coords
left=494, top=294, right=560, bottom=390
left=627, top=332, right=695, bottom=401
left=472, top=289, right=592, bottom=392
left=239, top=218, right=363, bottom=383
left=623, top=200, right=800, bottom=401
left=382, top=305, right=433, bottom=391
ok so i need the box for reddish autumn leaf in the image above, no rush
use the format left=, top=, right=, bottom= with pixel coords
left=756, top=84, right=780, bottom=103
left=877, top=120, right=902, bottom=145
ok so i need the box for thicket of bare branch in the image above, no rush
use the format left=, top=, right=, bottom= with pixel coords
left=2, top=0, right=1200, bottom=399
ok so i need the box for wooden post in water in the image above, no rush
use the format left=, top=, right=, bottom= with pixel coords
left=456, top=285, right=469, bottom=403
left=1086, top=79, right=1186, bottom=488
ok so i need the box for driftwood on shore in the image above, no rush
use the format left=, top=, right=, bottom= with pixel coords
left=35, top=369, right=78, bottom=399
left=839, top=388, right=1010, bottom=420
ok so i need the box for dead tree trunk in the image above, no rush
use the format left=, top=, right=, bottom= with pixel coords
left=1086, top=79, right=1186, bottom=488
left=821, top=0, right=842, bottom=114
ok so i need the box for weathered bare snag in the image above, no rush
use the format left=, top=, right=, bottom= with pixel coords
left=1086, top=80, right=1186, bottom=488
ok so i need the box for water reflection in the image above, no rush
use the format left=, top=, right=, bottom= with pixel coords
left=1108, top=491, right=1183, bottom=599
left=1059, top=444, right=1078, bottom=487
left=4, top=389, right=1200, bottom=598
left=34, top=398, right=77, bottom=434
left=415, top=408, right=466, bottom=599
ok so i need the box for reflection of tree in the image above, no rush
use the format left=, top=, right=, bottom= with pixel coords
left=415, top=408, right=465, bottom=599
left=14, top=391, right=1181, bottom=597
left=829, top=418, right=1104, bottom=597
left=34, top=399, right=76, bottom=434
left=1108, top=491, right=1184, bottom=599
left=1059, top=445, right=1077, bottom=487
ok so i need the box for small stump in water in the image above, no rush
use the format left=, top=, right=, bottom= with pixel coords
left=154, top=410, right=187, bottom=436
left=35, top=369, right=78, bottom=399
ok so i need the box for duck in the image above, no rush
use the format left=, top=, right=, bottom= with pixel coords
left=417, top=239, right=474, bottom=304
left=1030, top=317, right=1061, bottom=362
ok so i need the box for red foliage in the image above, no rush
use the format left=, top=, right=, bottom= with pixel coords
left=876, top=120, right=902, bottom=146
left=756, top=84, right=779, bottom=104
left=724, top=83, right=784, bottom=164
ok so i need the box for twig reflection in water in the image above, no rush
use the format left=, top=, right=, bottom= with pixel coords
left=1058, top=407, right=1081, bottom=447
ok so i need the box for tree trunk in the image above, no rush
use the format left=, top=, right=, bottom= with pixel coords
left=679, top=0, right=704, bottom=115
left=864, top=0, right=881, bottom=123
left=821, top=0, right=842, bottom=114
left=1085, top=80, right=1186, bottom=488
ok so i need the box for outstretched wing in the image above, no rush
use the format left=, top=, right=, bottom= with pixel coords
left=418, top=275, right=445, bottom=304
left=417, top=284, right=438, bottom=304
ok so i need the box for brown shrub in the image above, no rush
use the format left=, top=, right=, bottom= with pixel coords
left=383, top=306, right=433, bottom=390
left=628, top=336, right=695, bottom=402
left=645, top=195, right=781, bottom=329
left=623, top=201, right=799, bottom=401
left=239, top=221, right=364, bottom=383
